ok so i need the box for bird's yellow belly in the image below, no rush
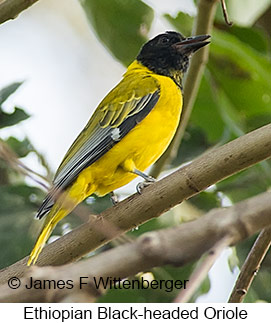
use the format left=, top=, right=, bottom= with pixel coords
left=78, top=76, right=182, bottom=196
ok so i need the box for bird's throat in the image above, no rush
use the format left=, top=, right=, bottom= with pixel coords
left=168, top=69, right=184, bottom=89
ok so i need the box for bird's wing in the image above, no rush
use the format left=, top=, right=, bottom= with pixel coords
left=36, top=74, right=160, bottom=219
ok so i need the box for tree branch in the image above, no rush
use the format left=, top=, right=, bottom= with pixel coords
left=228, top=226, right=271, bottom=303
left=150, top=0, right=219, bottom=178
left=0, top=0, right=39, bottom=25
left=0, top=190, right=271, bottom=302
left=1, top=123, right=271, bottom=284
left=174, top=236, right=232, bottom=303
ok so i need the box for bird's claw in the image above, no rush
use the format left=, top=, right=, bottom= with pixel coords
left=110, top=192, right=119, bottom=205
left=136, top=177, right=156, bottom=194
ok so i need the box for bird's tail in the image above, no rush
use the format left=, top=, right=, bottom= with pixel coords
left=27, top=178, right=97, bottom=266
left=27, top=206, right=69, bottom=266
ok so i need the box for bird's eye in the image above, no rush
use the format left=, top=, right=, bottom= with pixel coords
left=159, top=36, right=169, bottom=45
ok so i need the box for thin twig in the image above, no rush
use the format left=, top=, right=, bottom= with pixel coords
left=174, top=236, right=232, bottom=303
left=0, top=0, right=39, bottom=25
left=221, top=0, right=233, bottom=26
left=228, top=226, right=271, bottom=303
left=0, top=141, right=50, bottom=190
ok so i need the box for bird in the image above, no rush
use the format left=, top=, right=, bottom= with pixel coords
left=27, top=31, right=210, bottom=266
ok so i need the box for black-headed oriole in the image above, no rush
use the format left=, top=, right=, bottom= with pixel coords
left=28, top=31, right=210, bottom=265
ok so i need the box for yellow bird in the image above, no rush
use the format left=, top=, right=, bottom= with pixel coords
left=28, top=31, right=210, bottom=265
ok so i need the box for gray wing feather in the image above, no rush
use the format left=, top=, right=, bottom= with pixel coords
left=36, top=91, right=159, bottom=219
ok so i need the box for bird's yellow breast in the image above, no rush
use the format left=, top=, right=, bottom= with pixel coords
left=76, top=65, right=182, bottom=196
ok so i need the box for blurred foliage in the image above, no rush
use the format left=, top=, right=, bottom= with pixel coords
left=0, top=83, right=29, bottom=129
left=0, top=83, right=44, bottom=268
left=1, top=0, right=271, bottom=303
left=164, top=12, right=193, bottom=37
left=5, top=137, right=33, bottom=158
left=98, top=263, right=209, bottom=303
left=81, top=0, right=154, bottom=66
left=0, top=184, right=43, bottom=268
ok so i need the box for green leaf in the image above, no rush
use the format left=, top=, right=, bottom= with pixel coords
left=189, top=191, right=221, bottom=212
left=207, top=29, right=271, bottom=133
left=227, top=25, right=270, bottom=55
left=5, top=137, right=33, bottom=158
left=216, top=164, right=271, bottom=203
left=190, top=73, right=226, bottom=143
left=192, top=274, right=210, bottom=302
left=210, top=29, right=271, bottom=84
left=0, top=82, right=23, bottom=106
left=0, top=107, right=30, bottom=129
left=81, top=0, right=154, bottom=66
left=227, top=247, right=239, bottom=273
left=171, top=124, right=213, bottom=167
left=164, top=11, right=194, bottom=37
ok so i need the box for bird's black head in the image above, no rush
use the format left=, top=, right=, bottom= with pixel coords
left=137, top=31, right=210, bottom=87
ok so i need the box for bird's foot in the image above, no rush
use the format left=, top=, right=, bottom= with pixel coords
left=131, top=168, right=156, bottom=194
left=109, top=191, right=119, bottom=205
left=136, top=177, right=156, bottom=194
